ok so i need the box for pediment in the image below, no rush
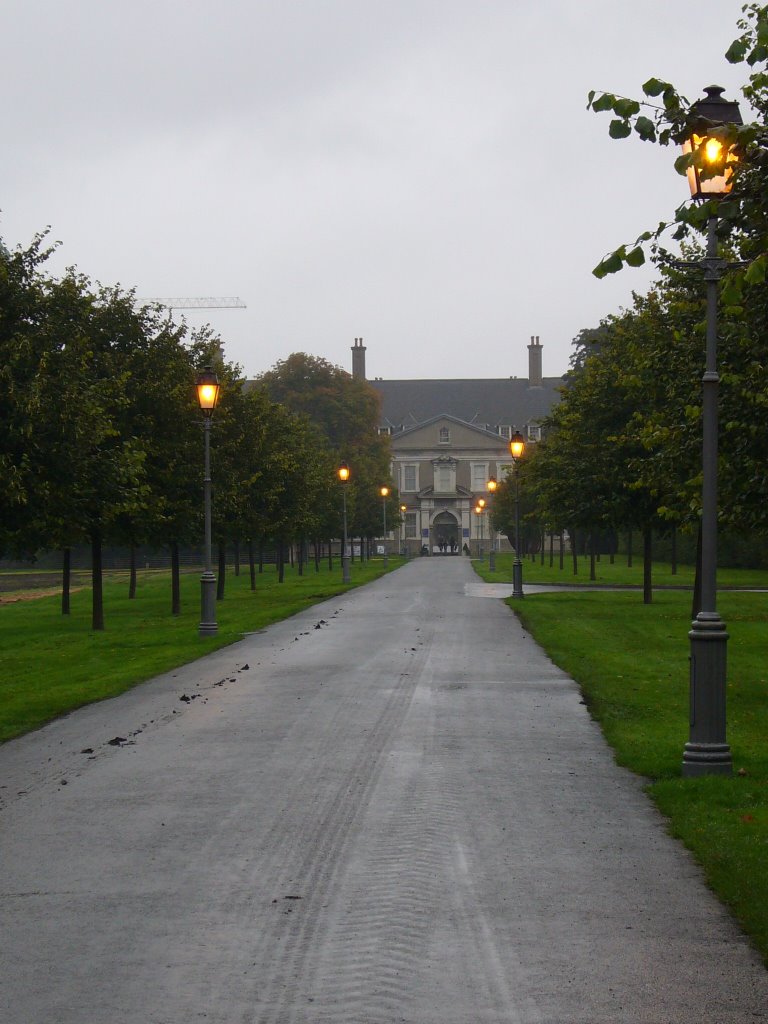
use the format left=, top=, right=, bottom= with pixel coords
left=392, top=414, right=509, bottom=451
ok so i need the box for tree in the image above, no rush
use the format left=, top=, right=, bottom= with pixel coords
left=588, top=4, right=768, bottom=287
left=257, top=351, right=393, bottom=559
left=0, top=231, right=57, bottom=554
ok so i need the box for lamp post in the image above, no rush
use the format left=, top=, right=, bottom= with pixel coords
left=400, top=504, right=407, bottom=557
left=477, top=498, right=486, bottom=559
left=677, top=86, right=742, bottom=777
left=380, top=486, right=390, bottom=568
left=510, top=431, right=525, bottom=599
left=487, top=476, right=497, bottom=571
left=338, top=462, right=351, bottom=583
left=196, top=366, right=220, bottom=637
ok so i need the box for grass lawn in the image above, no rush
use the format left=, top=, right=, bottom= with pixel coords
left=498, top=580, right=768, bottom=965
left=0, top=557, right=401, bottom=744
left=473, top=549, right=768, bottom=590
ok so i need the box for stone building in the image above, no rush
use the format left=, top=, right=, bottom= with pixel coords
left=352, top=337, right=563, bottom=555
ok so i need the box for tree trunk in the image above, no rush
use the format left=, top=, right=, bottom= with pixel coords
left=571, top=528, right=578, bottom=575
left=297, top=537, right=304, bottom=576
left=549, top=532, right=554, bottom=568
left=129, top=544, right=137, bottom=599
left=643, top=527, right=653, bottom=604
left=671, top=527, right=678, bottom=576
left=692, top=523, right=703, bottom=619
left=217, top=541, right=226, bottom=600
left=91, top=529, right=104, bottom=631
left=234, top=538, right=240, bottom=577
left=589, top=530, right=596, bottom=581
left=249, top=538, right=256, bottom=591
left=258, top=539, right=264, bottom=574
left=327, top=538, right=333, bottom=571
left=278, top=539, right=285, bottom=583
left=559, top=532, right=564, bottom=571
left=314, top=539, right=321, bottom=572
left=609, top=530, right=616, bottom=565
left=627, top=529, right=633, bottom=568
left=171, top=542, right=181, bottom=616
left=61, top=547, right=71, bottom=616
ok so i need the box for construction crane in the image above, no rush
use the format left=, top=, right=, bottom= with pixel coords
left=138, top=297, right=246, bottom=311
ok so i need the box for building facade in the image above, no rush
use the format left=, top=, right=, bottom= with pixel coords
left=352, top=337, right=563, bottom=556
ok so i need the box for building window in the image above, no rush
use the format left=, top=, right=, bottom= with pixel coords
left=471, top=462, right=489, bottom=490
left=499, top=463, right=515, bottom=479
left=435, top=463, right=455, bottom=493
left=527, top=424, right=542, bottom=441
left=403, top=464, right=418, bottom=491
left=498, top=425, right=511, bottom=438
left=439, top=426, right=450, bottom=444
left=405, top=513, right=417, bottom=538
left=378, top=426, right=391, bottom=436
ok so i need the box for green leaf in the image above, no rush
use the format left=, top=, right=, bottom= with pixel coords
left=674, top=152, right=693, bottom=175
left=608, top=118, right=632, bottom=139
left=587, top=89, right=596, bottom=109
left=634, top=115, right=656, bottom=141
left=662, top=87, right=681, bottom=112
left=625, top=247, right=645, bottom=268
left=591, top=92, right=616, bottom=112
left=642, top=77, right=666, bottom=97
left=593, top=251, right=624, bottom=279
left=614, top=98, right=641, bottom=118
left=745, top=254, right=768, bottom=285
left=720, top=275, right=744, bottom=306
left=725, top=38, right=748, bottom=63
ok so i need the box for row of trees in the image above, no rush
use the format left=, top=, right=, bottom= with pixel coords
left=1, top=234, right=398, bottom=629
left=489, top=4, right=768, bottom=603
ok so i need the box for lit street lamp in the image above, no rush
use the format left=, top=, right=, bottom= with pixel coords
left=677, top=85, right=743, bottom=777
left=338, top=462, right=351, bottom=583
left=400, top=504, right=407, bottom=558
left=487, top=476, right=497, bottom=571
left=196, top=366, right=220, bottom=636
left=380, top=486, right=390, bottom=568
left=510, top=431, right=525, bottom=599
left=474, top=500, right=486, bottom=560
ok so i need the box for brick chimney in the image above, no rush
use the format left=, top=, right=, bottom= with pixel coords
left=352, top=336, right=367, bottom=380
left=527, top=335, right=542, bottom=387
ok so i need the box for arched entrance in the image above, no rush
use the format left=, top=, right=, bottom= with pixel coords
left=431, top=510, right=459, bottom=555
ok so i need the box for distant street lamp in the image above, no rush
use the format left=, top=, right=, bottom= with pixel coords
left=380, top=486, right=390, bottom=568
left=510, top=431, right=525, bottom=599
left=196, top=366, right=220, bottom=636
left=400, top=504, right=408, bottom=558
left=487, top=476, right=497, bottom=571
left=338, top=462, right=351, bottom=583
left=677, top=85, right=743, bottom=777
left=474, top=501, right=485, bottom=560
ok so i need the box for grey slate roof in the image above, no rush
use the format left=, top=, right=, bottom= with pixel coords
left=370, top=377, right=563, bottom=432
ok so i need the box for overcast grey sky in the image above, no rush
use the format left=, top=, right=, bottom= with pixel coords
left=1, top=0, right=750, bottom=381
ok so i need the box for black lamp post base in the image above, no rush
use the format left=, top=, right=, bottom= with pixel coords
left=512, top=559, right=524, bottom=599
left=199, top=572, right=218, bottom=637
left=489, top=550, right=496, bottom=571
left=682, top=615, right=731, bottom=776
left=342, top=555, right=351, bottom=583
left=682, top=742, right=732, bottom=776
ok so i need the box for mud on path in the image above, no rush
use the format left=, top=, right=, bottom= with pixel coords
left=0, top=571, right=90, bottom=602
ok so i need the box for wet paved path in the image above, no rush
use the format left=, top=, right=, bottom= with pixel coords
left=2, top=557, right=767, bottom=1023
